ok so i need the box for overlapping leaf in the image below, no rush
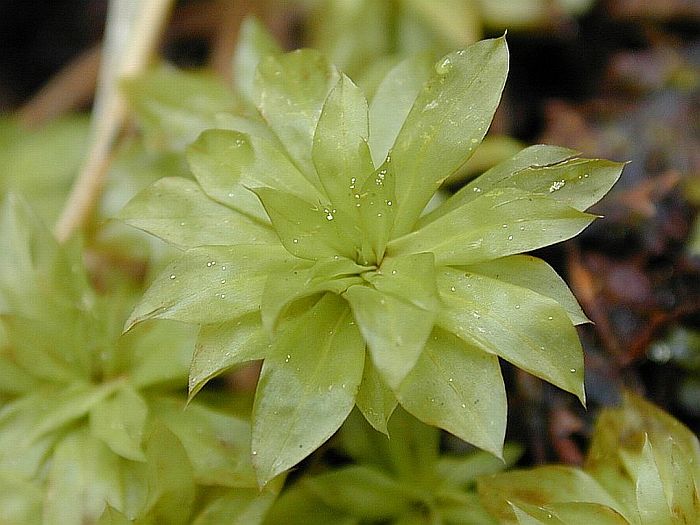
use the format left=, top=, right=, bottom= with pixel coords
left=121, top=31, right=622, bottom=487
left=264, top=409, right=520, bottom=524
left=0, top=197, right=276, bottom=522
left=477, top=394, right=700, bottom=524
left=252, top=294, right=365, bottom=485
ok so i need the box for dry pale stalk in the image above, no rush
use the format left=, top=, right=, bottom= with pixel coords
left=54, top=0, right=174, bottom=243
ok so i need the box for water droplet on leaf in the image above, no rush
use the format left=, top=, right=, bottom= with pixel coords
left=549, top=180, right=566, bottom=192
left=435, top=56, right=453, bottom=74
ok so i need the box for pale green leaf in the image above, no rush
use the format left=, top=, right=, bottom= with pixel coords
left=477, top=466, right=625, bottom=522
left=262, top=483, right=355, bottom=525
left=501, top=158, right=625, bottom=212
left=0, top=314, right=82, bottom=383
left=44, top=430, right=123, bottom=525
left=187, top=129, right=323, bottom=223
left=313, top=74, right=374, bottom=237
left=0, top=472, right=43, bottom=525
left=510, top=503, right=554, bottom=525
left=193, top=486, right=280, bottom=525
left=368, top=252, right=439, bottom=311
left=584, top=408, right=639, bottom=515
left=140, top=423, right=195, bottom=524
left=357, top=162, right=396, bottom=262
left=252, top=295, right=365, bottom=486
left=444, top=134, right=525, bottom=186
left=383, top=407, right=440, bottom=480
left=343, top=284, right=435, bottom=390
left=438, top=495, right=500, bottom=525
left=252, top=187, right=359, bottom=260
left=634, top=437, right=672, bottom=525
left=117, top=177, right=277, bottom=249
left=0, top=393, right=68, bottom=478
left=355, top=359, right=398, bottom=435
left=213, top=112, right=280, bottom=144
left=261, top=257, right=366, bottom=333
left=437, top=268, right=585, bottom=402
left=303, top=465, right=413, bottom=520
left=98, top=506, right=132, bottom=525
left=477, top=0, right=596, bottom=31
left=11, top=382, right=122, bottom=446
left=368, top=53, right=434, bottom=166
left=436, top=443, right=522, bottom=488
left=126, top=320, right=196, bottom=389
left=0, top=112, right=90, bottom=224
left=90, top=386, right=148, bottom=462
left=668, top=440, right=699, bottom=523
left=463, top=255, right=589, bottom=325
left=254, top=49, right=340, bottom=186
left=233, top=17, right=282, bottom=105
left=126, top=244, right=295, bottom=328
left=390, top=37, right=509, bottom=237
left=152, top=398, right=257, bottom=488
left=0, top=194, right=88, bottom=319
left=0, top=354, right=39, bottom=395
left=420, top=144, right=579, bottom=225
left=586, top=392, right=700, bottom=516
left=539, top=503, right=629, bottom=525
left=589, top=394, right=700, bottom=523
left=403, top=0, right=482, bottom=48
left=189, top=313, right=269, bottom=400
left=389, top=187, right=596, bottom=266
left=0, top=116, right=88, bottom=225
left=397, top=327, right=506, bottom=457
left=303, top=0, right=392, bottom=80
left=624, top=393, right=700, bottom=480
left=122, top=66, right=237, bottom=150
left=338, top=409, right=396, bottom=473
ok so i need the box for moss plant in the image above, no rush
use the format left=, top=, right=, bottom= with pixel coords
left=119, top=33, right=623, bottom=487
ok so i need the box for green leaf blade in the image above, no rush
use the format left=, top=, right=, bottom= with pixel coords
left=344, top=285, right=435, bottom=390
left=368, top=53, right=434, bottom=167
left=126, top=244, right=296, bottom=329
left=252, top=187, right=358, bottom=260
left=187, top=129, right=324, bottom=223
left=389, top=36, right=509, bottom=237
left=419, top=144, right=579, bottom=226
left=437, top=268, right=585, bottom=403
left=389, top=188, right=596, bottom=266
left=477, top=466, right=625, bottom=523
left=397, top=328, right=506, bottom=458
left=127, top=320, right=196, bottom=390
left=254, top=49, right=340, bottom=186
left=189, top=313, right=269, bottom=400
left=369, top=252, right=439, bottom=311
left=233, top=17, right=282, bottom=105
left=122, top=66, right=237, bottom=151
left=261, top=257, right=366, bottom=334
left=303, top=465, right=413, bottom=520
left=313, top=73, right=375, bottom=229
left=463, top=255, right=589, bottom=325
left=89, top=386, right=148, bottom=462
left=117, top=177, right=277, bottom=249
left=635, top=437, right=673, bottom=525
left=357, top=162, right=397, bottom=263
left=505, top=158, right=625, bottom=212
left=252, top=295, right=365, bottom=486
left=153, top=398, right=258, bottom=488
left=355, top=359, right=398, bottom=436
left=44, top=430, right=124, bottom=525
